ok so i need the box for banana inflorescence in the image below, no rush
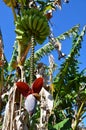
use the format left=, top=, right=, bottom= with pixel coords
left=15, top=8, right=50, bottom=44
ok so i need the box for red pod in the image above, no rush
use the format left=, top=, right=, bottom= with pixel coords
left=32, top=77, right=44, bottom=94
left=16, top=81, right=31, bottom=97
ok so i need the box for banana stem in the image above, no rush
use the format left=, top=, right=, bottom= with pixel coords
left=17, top=41, right=22, bottom=65
left=30, top=35, right=35, bottom=86
left=20, top=42, right=31, bottom=65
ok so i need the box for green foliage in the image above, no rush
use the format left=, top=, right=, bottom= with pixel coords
left=53, top=118, right=72, bottom=130
left=52, top=25, right=86, bottom=129
left=24, top=24, right=80, bottom=67
left=1, top=0, right=86, bottom=129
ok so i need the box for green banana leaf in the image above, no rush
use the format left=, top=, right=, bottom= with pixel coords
left=53, top=118, right=72, bottom=130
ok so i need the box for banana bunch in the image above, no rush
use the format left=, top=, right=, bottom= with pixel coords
left=15, top=8, right=50, bottom=44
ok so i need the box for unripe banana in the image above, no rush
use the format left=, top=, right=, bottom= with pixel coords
left=32, top=16, right=39, bottom=30
left=16, top=35, right=22, bottom=40
left=40, top=28, right=50, bottom=36
left=15, top=23, right=25, bottom=32
left=36, top=18, right=44, bottom=32
left=21, top=17, right=28, bottom=30
left=39, top=22, right=48, bottom=33
left=15, top=29, right=24, bottom=35
left=28, top=16, right=33, bottom=30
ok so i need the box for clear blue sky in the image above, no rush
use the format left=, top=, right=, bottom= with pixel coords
left=0, top=0, right=86, bottom=126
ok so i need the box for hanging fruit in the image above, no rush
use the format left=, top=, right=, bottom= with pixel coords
left=15, top=8, right=50, bottom=44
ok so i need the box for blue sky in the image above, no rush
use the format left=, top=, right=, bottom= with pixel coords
left=0, top=0, right=86, bottom=127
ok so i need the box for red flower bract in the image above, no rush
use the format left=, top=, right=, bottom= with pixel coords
left=16, top=77, right=43, bottom=97
left=32, top=77, right=43, bottom=94
left=16, top=81, right=31, bottom=97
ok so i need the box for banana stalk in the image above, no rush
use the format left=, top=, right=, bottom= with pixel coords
left=30, top=35, right=35, bottom=86
left=17, top=41, right=22, bottom=65
left=20, top=42, right=31, bottom=65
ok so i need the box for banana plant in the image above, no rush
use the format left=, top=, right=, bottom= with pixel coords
left=52, top=25, right=86, bottom=130
left=15, top=8, right=50, bottom=85
left=2, top=0, right=86, bottom=129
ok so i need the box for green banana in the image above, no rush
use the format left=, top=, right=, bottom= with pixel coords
left=23, top=15, right=30, bottom=30
left=14, top=8, right=50, bottom=45
left=39, top=22, right=49, bottom=33
left=32, top=16, right=39, bottom=30
left=21, top=17, right=28, bottom=30
left=36, top=18, right=44, bottom=32
left=28, top=15, right=33, bottom=30
left=16, top=35, right=22, bottom=41
left=15, top=23, right=25, bottom=32
left=15, top=29, right=24, bottom=35
left=40, top=28, right=50, bottom=36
